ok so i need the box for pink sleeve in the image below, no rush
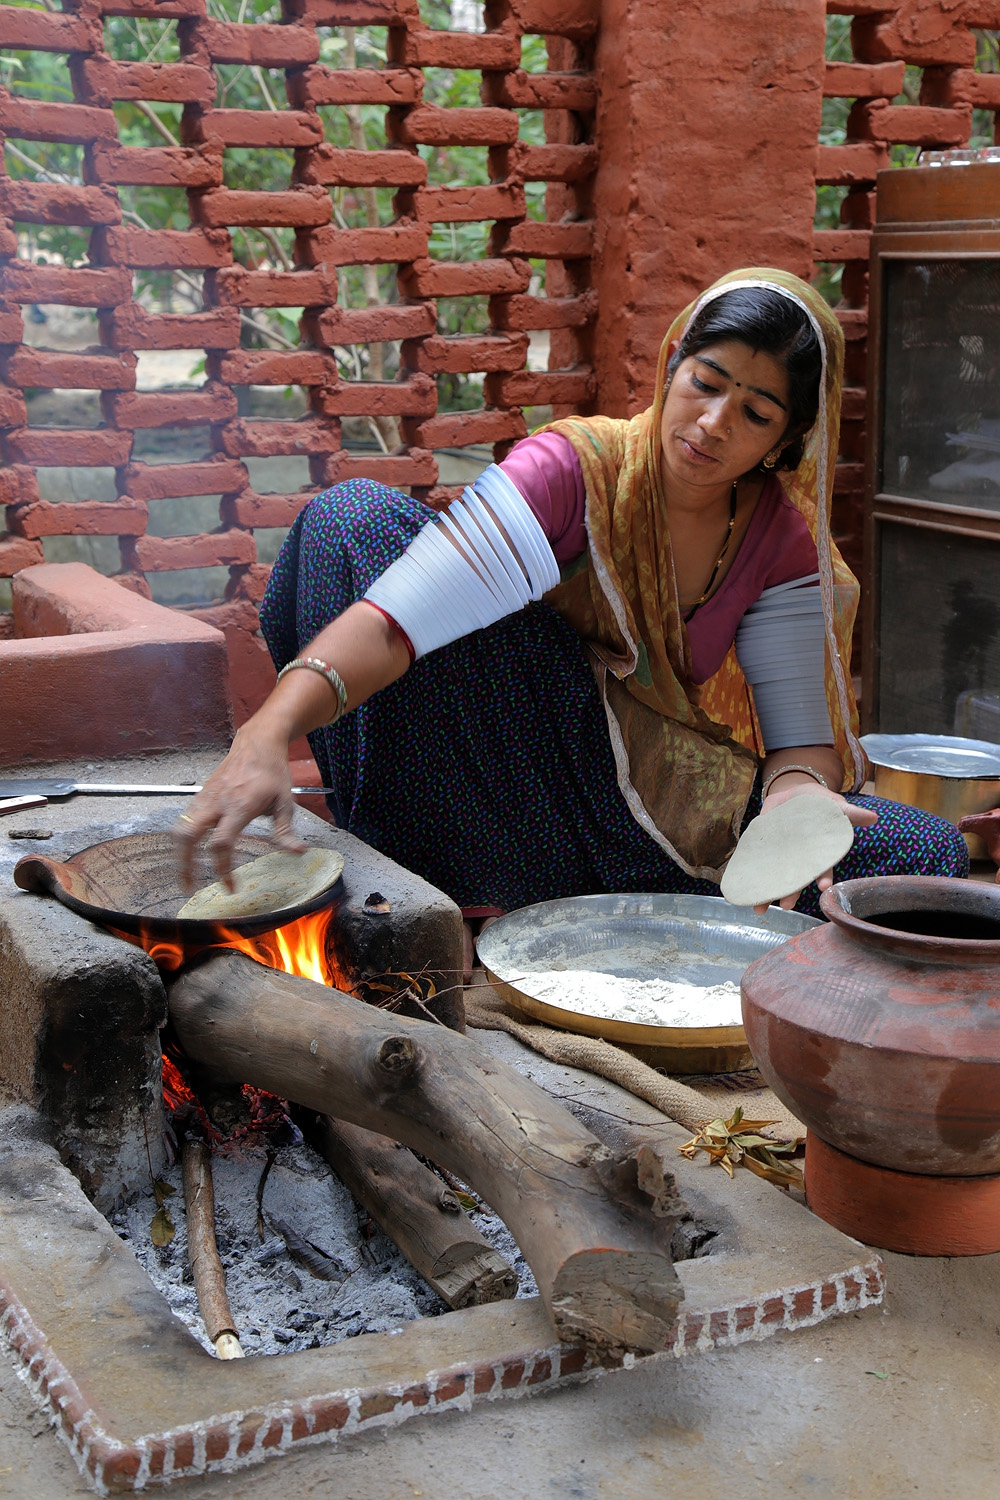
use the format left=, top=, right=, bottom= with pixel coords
left=499, top=432, right=587, bottom=564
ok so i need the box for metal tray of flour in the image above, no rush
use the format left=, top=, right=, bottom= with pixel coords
left=476, top=893, right=819, bottom=1073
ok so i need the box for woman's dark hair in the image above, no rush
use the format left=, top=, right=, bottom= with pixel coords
left=666, top=287, right=822, bottom=471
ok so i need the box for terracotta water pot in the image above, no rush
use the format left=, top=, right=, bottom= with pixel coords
left=741, top=876, right=1000, bottom=1178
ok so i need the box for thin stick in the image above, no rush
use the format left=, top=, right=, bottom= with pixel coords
left=256, top=1147, right=276, bottom=1244
left=181, top=1137, right=245, bottom=1360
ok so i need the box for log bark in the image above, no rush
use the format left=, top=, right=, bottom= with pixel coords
left=168, top=952, right=684, bottom=1355
left=311, top=1115, right=517, bottom=1309
left=181, top=1136, right=244, bottom=1359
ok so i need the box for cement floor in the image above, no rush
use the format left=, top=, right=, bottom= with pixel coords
left=1, top=1246, right=997, bottom=1500
left=1, top=755, right=997, bottom=1498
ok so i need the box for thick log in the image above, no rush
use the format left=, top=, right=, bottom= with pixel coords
left=168, top=953, right=683, bottom=1354
left=181, top=1137, right=244, bottom=1360
left=312, top=1115, right=517, bottom=1310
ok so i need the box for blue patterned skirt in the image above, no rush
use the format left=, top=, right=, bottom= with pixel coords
left=260, top=480, right=969, bottom=918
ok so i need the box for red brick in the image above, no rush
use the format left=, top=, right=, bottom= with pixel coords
left=0, top=5, right=101, bottom=52
left=98, top=1448, right=143, bottom=1486
left=0, top=385, right=27, bottom=428
left=486, top=69, right=596, bottom=111
left=0, top=224, right=16, bottom=261
left=225, top=561, right=271, bottom=604
left=500, top=1358, right=526, bottom=1390
left=932, top=68, right=1000, bottom=109
left=760, top=1295, right=786, bottom=1326
left=399, top=256, right=530, bottom=298
left=315, top=373, right=435, bottom=418
left=791, top=1287, right=817, bottom=1319
left=304, top=223, right=428, bottom=266
left=432, top=1372, right=467, bottom=1404
left=836, top=307, right=868, bottom=341
left=105, top=383, right=237, bottom=429
left=209, top=265, right=338, bottom=308
left=1, top=262, right=130, bottom=308
left=850, top=99, right=969, bottom=147
left=357, top=1390, right=399, bottom=1422
left=527, top=1355, right=552, bottom=1385
left=7, top=497, right=148, bottom=539
left=212, top=348, right=335, bottom=386
left=404, top=183, right=524, bottom=223
left=95, top=225, right=232, bottom=269
left=0, top=302, right=23, bottom=344
left=171, top=1432, right=196, bottom=1471
left=87, top=143, right=221, bottom=190
left=290, top=65, right=421, bottom=109
left=308, top=1398, right=351, bottom=1436
left=393, top=103, right=518, bottom=147
left=0, top=180, right=121, bottom=228
left=486, top=366, right=595, bottom=406
left=222, top=489, right=312, bottom=528
left=127, top=529, right=257, bottom=571
left=820, top=1279, right=839, bottom=1310
left=833, top=461, right=865, bottom=497
left=813, top=229, right=870, bottom=263
left=558, top=1346, right=589, bottom=1376
left=299, top=143, right=426, bottom=188
left=217, top=416, right=340, bottom=458
left=287, top=0, right=409, bottom=24
left=823, top=59, right=904, bottom=98
left=840, top=386, right=866, bottom=422
left=195, top=185, right=332, bottom=230
left=405, top=332, right=528, bottom=374
left=193, top=108, right=323, bottom=149
left=506, top=0, right=599, bottom=39
left=413, top=407, right=525, bottom=448
left=234, top=1418, right=263, bottom=1457
left=492, top=289, right=597, bottom=330
left=732, top=1301, right=758, bottom=1333
left=122, top=457, right=248, bottom=500
left=74, top=56, right=216, bottom=106
left=320, top=448, right=437, bottom=486
left=0, top=465, right=39, bottom=507
left=472, top=1364, right=497, bottom=1396
left=397, top=29, right=519, bottom=69
left=102, top=304, right=239, bottom=351
left=709, top=1309, right=731, bottom=1343
left=4, top=427, right=133, bottom=467
left=516, top=142, right=597, bottom=181
left=3, top=346, right=136, bottom=391
left=815, top=142, right=888, bottom=186
left=417, top=482, right=464, bottom=509
left=499, top=218, right=592, bottom=258
left=308, top=302, right=435, bottom=347
left=0, top=96, right=116, bottom=145
left=203, top=1426, right=231, bottom=1463
left=0, top=532, right=45, bottom=575
left=180, top=16, right=320, bottom=67
left=852, top=12, right=976, bottom=68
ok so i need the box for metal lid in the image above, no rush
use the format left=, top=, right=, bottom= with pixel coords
left=861, top=733, right=1000, bottom=780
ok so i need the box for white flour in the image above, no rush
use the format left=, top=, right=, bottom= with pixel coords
left=513, top=969, right=743, bottom=1028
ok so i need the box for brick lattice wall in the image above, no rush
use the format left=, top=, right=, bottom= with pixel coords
left=0, top=0, right=997, bottom=710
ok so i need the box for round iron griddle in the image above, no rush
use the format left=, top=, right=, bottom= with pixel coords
left=476, top=892, right=820, bottom=1072
left=12, top=830, right=345, bottom=943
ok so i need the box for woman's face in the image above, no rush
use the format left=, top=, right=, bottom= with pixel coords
left=659, top=339, right=793, bottom=496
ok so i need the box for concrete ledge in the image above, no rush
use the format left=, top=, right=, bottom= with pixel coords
left=0, top=564, right=233, bottom=765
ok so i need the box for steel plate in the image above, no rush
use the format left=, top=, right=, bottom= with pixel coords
left=476, top=893, right=820, bottom=1072
left=861, top=733, right=1000, bottom=780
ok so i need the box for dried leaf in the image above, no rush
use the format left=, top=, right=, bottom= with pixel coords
left=453, top=1189, right=478, bottom=1212
left=677, top=1107, right=803, bottom=1189
left=866, top=1370, right=889, bottom=1380
left=150, top=1204, right=175, bottom=1246
left=153, top=1179, right=176, bottom=1207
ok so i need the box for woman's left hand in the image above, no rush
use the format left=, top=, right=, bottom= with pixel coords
left=753, top=780, right=878, bottom=915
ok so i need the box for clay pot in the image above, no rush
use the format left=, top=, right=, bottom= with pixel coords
left=741, top=876, right=1000, bottom=1177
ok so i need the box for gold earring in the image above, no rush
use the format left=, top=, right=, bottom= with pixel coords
left=762, top=446, right=782, bottom=469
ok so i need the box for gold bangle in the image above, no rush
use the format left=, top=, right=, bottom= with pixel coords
left=761, top=764, right=829, bottom=800
left=276, top=656, right=348, bottom=726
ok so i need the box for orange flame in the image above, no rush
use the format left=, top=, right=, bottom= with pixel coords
left=131, top=907, right=350, bottom=991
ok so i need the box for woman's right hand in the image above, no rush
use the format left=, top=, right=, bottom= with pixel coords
left=172, top=722, right=306, bottom=893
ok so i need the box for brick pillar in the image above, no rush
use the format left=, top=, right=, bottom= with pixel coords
left=589, top=0, right=826, bottom=415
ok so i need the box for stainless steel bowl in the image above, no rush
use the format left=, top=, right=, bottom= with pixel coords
left=861, top=733, right=1000, bottom=858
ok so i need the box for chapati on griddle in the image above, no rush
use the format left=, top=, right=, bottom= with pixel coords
left=720, top=795, right=855, bottom=908
left=177, top=847, right=344, bottom=921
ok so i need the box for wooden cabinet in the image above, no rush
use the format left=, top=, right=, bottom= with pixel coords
left=863, top=161, right=1000, bottom=735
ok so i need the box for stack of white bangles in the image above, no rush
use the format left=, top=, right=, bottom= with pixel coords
left=364, top=464, right=561, bottom=659
left=734, top=573, right=834, bottom=750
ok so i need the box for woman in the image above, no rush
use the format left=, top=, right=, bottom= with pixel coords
left=175, top=268, right=967, bottom=931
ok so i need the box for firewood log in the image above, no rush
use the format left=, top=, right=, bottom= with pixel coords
left=181, top=1136, right=244, bottom=1360
left=310, top=1115, right=517, bottom=1309
left=168, top=952, right=683, bottom=1355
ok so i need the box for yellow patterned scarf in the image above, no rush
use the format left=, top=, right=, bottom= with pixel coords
left=541, top=268, right=865, bottom=880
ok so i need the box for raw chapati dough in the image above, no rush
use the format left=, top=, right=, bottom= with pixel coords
left=720, top=795, right=854, bottom=907
left=177, top=847, right=344, bottom=921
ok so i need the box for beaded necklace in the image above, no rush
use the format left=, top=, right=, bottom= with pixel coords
left=681, top=480, right=739, bottom=618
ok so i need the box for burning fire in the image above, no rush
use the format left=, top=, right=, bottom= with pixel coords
left=135, top=906, right=349, bottom=990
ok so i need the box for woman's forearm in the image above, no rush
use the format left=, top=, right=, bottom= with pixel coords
left=252, top=601, right=412, bottom=747
left=761, top=745, right=845, bottom=797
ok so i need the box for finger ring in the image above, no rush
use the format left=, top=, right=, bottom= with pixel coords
left=177, top=813, right=195, bottom=824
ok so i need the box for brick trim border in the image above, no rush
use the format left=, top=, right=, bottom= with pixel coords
left=0, top=1257, right=885, bottom=1495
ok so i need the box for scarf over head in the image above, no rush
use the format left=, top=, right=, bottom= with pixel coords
left=541, top=267, right=865, bottom=880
